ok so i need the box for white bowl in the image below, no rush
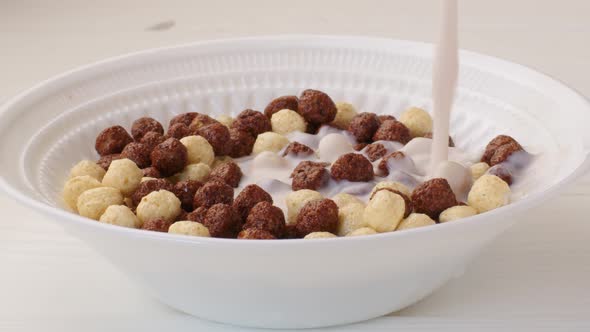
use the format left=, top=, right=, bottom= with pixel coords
left=0, top=36, right=589, bottom=329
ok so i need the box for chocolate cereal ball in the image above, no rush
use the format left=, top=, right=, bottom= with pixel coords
left=231, top=109, right=272, bottom=137
left=96, top=153, right=122, bottom=171
left=264, top=95, right=299, bottom=118
left=282, top=141, right=314, bottom=157
left=487, top=164, right=513, bottom=185
left=193, top=180, right=234, bottom=209
left=481, top=135, right=523, bottom=165
left=121, top=142, right=152, bottom=168
left=228, top=128, right=256, bottom=158
left=291, top=161, right=330, bottom=191
left=151, top=138, right=188, bottom=176
left=378, top=151, right=407, bottom=176
left=167, top=123, right=192, bottom=140
left=142, top=166, right=161, bottom=178
left=331, top=153, right=374, bottom=182
left=364, top=143, right=387, bottom=162
left=140, top=131, right=166, bottom=150
left=489, top=143, right=525, bottom=167
left=188, top=114, right=219, bottom=133
left=209, top=161, right=242, bottom=188
left=232, top=184, right=273, bottom=221
left=238, top=228, right=276, bottom=240
left=378, top=115, right=396, bottom=123
left=173, top=180, right=203, bottom=211
left=169, top=112, right=199, bottom=128
left=95, top=125, right=133, bottom=156
left=295, top=199, right=339, bottom=238
left=372, top=120, right=411, bottom=144
left=131, top=117, right=164, bottom=140
left=243, top=201, right=286, bottom=238
left=348, top=112, right=380, bottom=143
left=411, top=178, right=458, bottom=219
left=142, top=218, right=174, bottom=232
left=203, top=203, right=242, bottom=238
left=197, top=122, right=231, bottom=156
left=187, top=206, right=208, bottom=224
left=131, top=178, right=174, bottom=206
left=298, top=89, right=337, bottom=125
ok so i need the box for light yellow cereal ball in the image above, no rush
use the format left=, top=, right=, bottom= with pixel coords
left=470, top=162, right=490, bottom=181
left=211, top=156, right=233, bottom=169
left=252, top=132, right=290, bottom=154
left=69, top=160, right=106, bottom=181
left=370, top=181, right=411, bottom=197
left=141, top=177, right=156, bottom=183
left=180, top=135, right=215, bottom=166
left=169, top=221, right=211, bottom=237
left=331, top=102, right=358, bottom=129
left=346, top=227, right=378, bottom=237
left=439, top=205, right=478, bottom=223
left=62, top=175, right=102, bottom=211
left=468, top=174, right=511, bottom=213
left=101, top=158, right=143, bottom=196
left=331, top=193, right=364, bottom=208
left=136, top=190, right=181, bottom=223
left=99, top=205, right=141, bottom=228
left=364, top=190, right=406, bottom=232
left=399, top=107, right=433, bottom=138
left=76, top=187, right=124, bottom=220
left=285, top=189, right=324, bottom=225
left=271, top=109, right=307, bottom=135
left=396, top=213, right=436, bottom=231
left=174, top=163, right=211, bottom=182
left=216, top=115, right=234, bottom=127
left=337, top=202, right=367, bottom=236
left=304, top=232, right=337, bottom=239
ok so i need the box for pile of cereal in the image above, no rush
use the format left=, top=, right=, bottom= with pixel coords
left=62, top=89, right=528, bottom=239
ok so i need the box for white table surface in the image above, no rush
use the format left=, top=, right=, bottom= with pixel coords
left=1, top=1, right=590, bottom=331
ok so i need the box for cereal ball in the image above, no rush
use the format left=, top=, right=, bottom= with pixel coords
left=354, top=143, right=368, bottom=151
left=231, top=109, right=272, bottom=137
left=481, top=135, right=523, bottom=165
left=252, top=132, right=289, bottom=155
left=490, top=142, right=525, bottom=167
left=136, top=189, right=181, bottom=223
left=270, top=109, right=307, bottom=135
left=197, top=123, right=231, bottom=156
left=330, top=102, right=358, bottom=129
left=285, top=189, right=324, bottom=225
left=399, top=107, right=433, bottom=138
left=396, top=213, right=436, bottom=231
left=348, top=112, right=380, bottom=143
left=188, top=114, right=219, bottom=132
left=142, top=218, right=174, bottom=232
left=295, top=199, right=339, bottom=237
left=238, top=228, right=276, bottom=240
left=331, top=153, right=374, bottom=182
left=370, top=187, right=413, bottom=218
left=378, top=115, right=396, bottom=123
left=169, top=112, right=199, bottom=127
left=244, top=201, right=286, bottom=238
left=364, top=143, right=387, bottom=162
left=282, top=141, right=314, bottom=157
left=176, top=210, right=189, bottom=222
left=304, top=232, right=337, bottom=239
left=332, top=193, right=364, bottom=208
left=487, top=164, right=513, bottom=185
left=424, top=132, right=455, bottom=147
left=346, top=227, right=378, bottom=237
left=298, top=89, right=337, bottom=125
left=174, top=163, right=211, bottom=182
left=411, top=178, right=457, bottom=219
left=439, top=205, right=478, bottom=223
left=131, top=178, right=174, bottom=206
left=187, top=206, right=208, bottom=223
left=211, top=155, right=234, bottom=169
left=337, top=202, right=367, bottom=236
left=470, top=162, right=490, bottom=181
left=264, top=95, right=299, bottom=118
left=140, top=131, right=166, bottom=150
left=102, top=158, right=143, bottom=196
left=121, top=142, right=152, bottom=168
left=371, top=181, right=411, bottom=197
left=63, top=175, right=102, bottom=211
left=167, top=123, right=192, bottom=140
left=228, top=128, right=256, bottom=158
left=168, top=221, right=210, bottom=237
left=151, top=138, right=188, bottom=176
left=96, top=154, right=121, bottom=171
left=216, top=114, right=234, bottom=127
left=363, top=190, right=406, bottom=232
left=291, top=161, right=329, bottom=191
left=69, top=160, right=106, bottom=181
left=173, top=180, right=203, bottom=211
left=232, top=184, right=273, bottom=221
left=99, top=205, right=141, bottom=228
left=305, top=123, right=321, bottom=135
left=372, top=120, right=411, bottom=144
left=203, top=203, right=242, bottom=238
left=95, top=125, right=133, bottom=156
left=131, top=117, right=164, bottom=140
left=209, top=161, right=242, bottom=188
left=282, top=224, right=299, bottom=239
left=142, top=167, right=161, bottom=178
left=193, top=180, right=234, bottom=209
left=76, top=187, right=124, bottom=220
left=468, top=174, right=511, bottom=213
